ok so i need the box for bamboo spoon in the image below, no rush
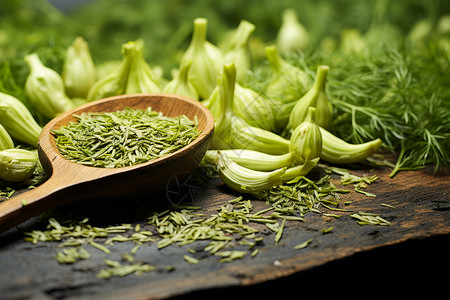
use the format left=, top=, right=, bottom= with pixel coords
left=0, top=93, right=215, bottom=233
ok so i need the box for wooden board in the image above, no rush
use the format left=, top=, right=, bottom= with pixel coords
left=0, top=160, right=449, bottom=299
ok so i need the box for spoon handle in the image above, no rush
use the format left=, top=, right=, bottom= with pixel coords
left=0, top=175, right=79, bottom=233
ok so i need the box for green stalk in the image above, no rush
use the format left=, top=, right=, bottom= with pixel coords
left=211, top=63, right=290, bottom=154
left=284, top=65, right=332, bottom=136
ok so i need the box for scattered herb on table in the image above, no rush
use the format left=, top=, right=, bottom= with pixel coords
left=215, top=250, right=248, bottom=263
left=350, top=211, right=391, bottom=226
left=55, top=246, right=90, bottom=264
left=321, top=226, right=334, bottom=234
left=23, top=168, right=390, bottom=279
left=96, top=259, right=155, bottom=279
left=328, top=166, right=378, bottom=197
left=184, top=255, right=200, bottom=264
left=294, top=238, right=313, bottom=250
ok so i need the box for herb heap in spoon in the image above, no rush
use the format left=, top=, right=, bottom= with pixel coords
left=52, top=107, right=200, bottom=168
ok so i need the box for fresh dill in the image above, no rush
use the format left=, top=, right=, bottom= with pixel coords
left=247, top=20, right=450, bottom=177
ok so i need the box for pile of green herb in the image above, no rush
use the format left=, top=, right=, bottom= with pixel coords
left=52, top=107, right=200, bottom=168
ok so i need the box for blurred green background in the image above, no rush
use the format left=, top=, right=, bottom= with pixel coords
left=1, top=0, right=448, bottom=79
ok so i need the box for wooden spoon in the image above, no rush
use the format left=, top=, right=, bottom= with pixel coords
left=0, top=93, right=215, bottom=233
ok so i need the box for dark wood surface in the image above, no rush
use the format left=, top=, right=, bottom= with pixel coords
left=0, top=159, right=449, bottom=300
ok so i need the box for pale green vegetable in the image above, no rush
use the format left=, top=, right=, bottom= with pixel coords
left=276, top=9, right=310, bottom=55
left=71, top=97, right=89, bottom=107
left=204, top=108, right=322, bottom=175
left=25, top=53, right=74, bottom=119
left=204, top=65, right=320, bottom=192
left=209, top=149, right=318, bottom=194
left=264, top=45, right=311, bottom=131
left=284, top=65, right=333, bottom=137
left=289, top=107, right=322, bottom=163
left=124, top=39, right=160, bottom=94
left=205, top=41, right=225, bottom=69
left=201, top=86, right=221, bottom=120
left=162, top=60, right=199, bottom=100
left=265, top=45, right=311, bottom=103
left=216, top=152, right=286, bottom=195
left=204, top=107, right=322, bottom=187
left=204, top=149, right=318, bottom=186
left=222, top=120, right=290, bottom=154
left=203, top=81, right=276, bottom=132
left=87, top=62, right=129, bottom=101
left=95, top=60, right=121, bottom=80
left=87, top=41, right=135, bottom=101
left=204, top=149, right=293, bottom=172
left=0, top=148, right=37, bottom=182
left=233, top=83, right=276, bottom=131
left=0, top=123, right=14, bottom=150
left=210, top=63, right=290, bottom=154
left=0, top=92, right=42, bottom=147
left=87, top=40, right=161, bottom=100
left=280, top=157, right=319, bottom=182
left=319, top=127, right=382, bottom=164
left=62, top=36, right=97, bottom=98
left=224, top=20, right=255, bottom=83
left=181, top=17, right=223, bottom=100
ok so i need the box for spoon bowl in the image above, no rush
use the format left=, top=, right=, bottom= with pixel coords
left=0, top=93, right=214, bottom=232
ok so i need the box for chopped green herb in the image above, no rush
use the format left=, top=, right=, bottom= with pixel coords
left=52, top=107, right=200, bottom=168
left=89, top=240, right=111, bottom=254
left=381, top=203, right=395, bottom=209
left=294, top=238, right=313, bottom=250
left=55, top=246, right=90, bottom=264
left=274, top=218, right=286, bottom=244
left=257, top=172, right=351, bottom=217
left=215, top=250, right=247, bottom=263
left=321, top=226, right=334, bottom=234
left=323, top=213, right=342, bottom=218
left=122, top=253, right=135, bottom=262
left=329, top=166, right=378, bottom=197
left=184, top=255, right=199, bottom=264
left=0, top=187, right=15, bottom=200
left=251, top=249, right=259, bottom=257
left=130, top=245, right=141, bottom=255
